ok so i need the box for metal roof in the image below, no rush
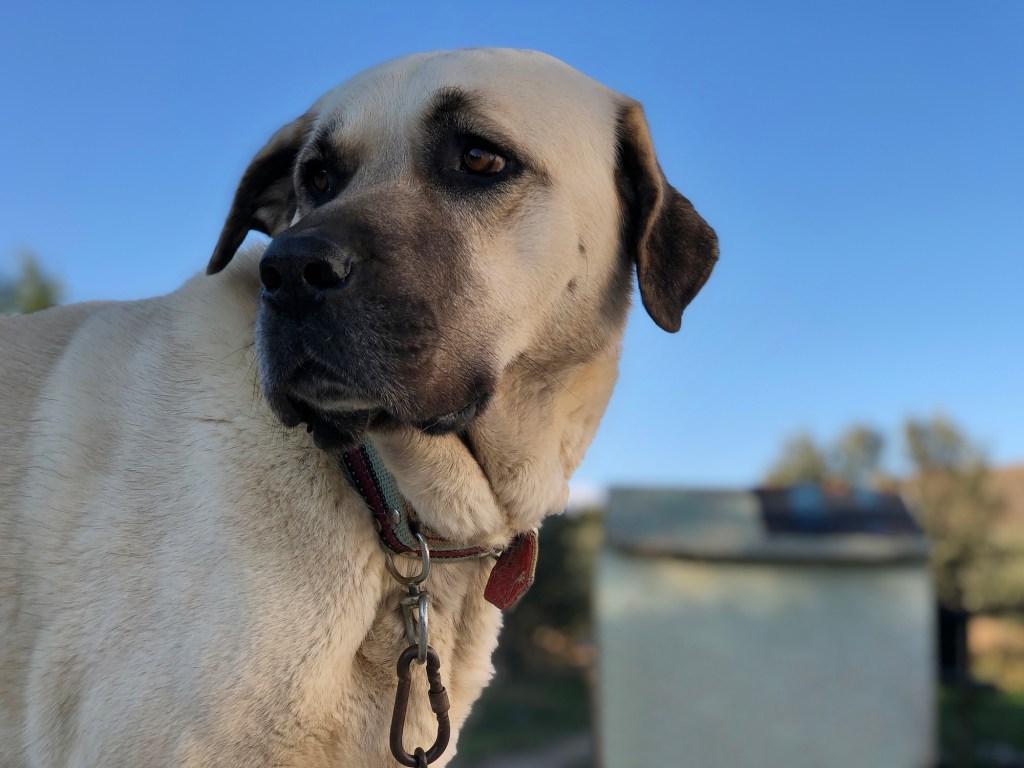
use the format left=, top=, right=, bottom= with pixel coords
left=606, top=486, right=928, bottom=564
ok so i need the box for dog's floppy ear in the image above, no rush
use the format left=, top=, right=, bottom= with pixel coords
left=616, top=101, right=718, bottom=333
left=207, top=112, right=316, bottom=274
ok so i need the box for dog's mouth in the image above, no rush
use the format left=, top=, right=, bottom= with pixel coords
left=259, top=356, right=368, bottom=449
left=286, top=359, right=372, bottom=413
left=264, top=356, right=491, bottom=452
left=412, top=393, right=490, bottom=435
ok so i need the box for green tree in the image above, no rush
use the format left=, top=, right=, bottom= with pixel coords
left=0, top=249, right=62, bottom=315
left=903, top=414, right=1006, bottom=613
left=833, top=425, right=886, bottom=488
left=904, top=415, right=1013, bottom=767
left=766, top=416, right=1015, bottom=611
left=764, top=425, right=886, bottom=488
left=764, top=432, right=831, bottom=486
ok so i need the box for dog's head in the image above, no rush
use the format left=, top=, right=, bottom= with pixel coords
left=209, top=49, right=717, bottom=451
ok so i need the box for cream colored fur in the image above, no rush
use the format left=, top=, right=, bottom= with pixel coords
left=0, top=49, right=712, bottom=766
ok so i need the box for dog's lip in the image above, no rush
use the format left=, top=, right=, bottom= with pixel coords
left=415, top=400, right=479, bottom=434
left=264, top=356, right=377, bottom=426
left=263, top=352, right=494, bottom=439
left=413, top=387, right=493, bottom=435
left=285, top=358, right=365, bottom=401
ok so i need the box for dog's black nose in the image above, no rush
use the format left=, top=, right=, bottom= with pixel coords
left=259, top=235, right=353, bottom=313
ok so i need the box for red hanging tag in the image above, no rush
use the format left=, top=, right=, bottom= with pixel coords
left=484, top=530, right=539, bottom=610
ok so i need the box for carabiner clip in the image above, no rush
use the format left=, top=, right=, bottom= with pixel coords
left=390, top=645, right=451, bottom=766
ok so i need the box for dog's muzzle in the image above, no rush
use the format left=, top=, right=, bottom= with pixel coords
left=254, top=215, right=495, bottom=446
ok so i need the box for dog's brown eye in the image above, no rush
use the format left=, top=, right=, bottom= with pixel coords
left=462, top=147, right=506, bottom=175
left=312, top=165, right=329, bottom=193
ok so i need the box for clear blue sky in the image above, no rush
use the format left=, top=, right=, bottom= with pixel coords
left=2, top=0, right=1022, bottom=489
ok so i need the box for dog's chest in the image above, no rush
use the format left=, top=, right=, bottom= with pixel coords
left=233, top=550, right=501, bottom=767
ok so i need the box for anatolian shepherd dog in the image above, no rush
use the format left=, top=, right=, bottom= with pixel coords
left=0, top=49, right=717, bottom=766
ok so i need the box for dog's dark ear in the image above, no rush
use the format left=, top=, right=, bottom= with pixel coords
left=207, top=112, right=316, bottom=274
left=616, top=101, right=718, bottom=332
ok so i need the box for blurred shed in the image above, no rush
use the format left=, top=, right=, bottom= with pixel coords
left=595, top=486, right=935, bottom=768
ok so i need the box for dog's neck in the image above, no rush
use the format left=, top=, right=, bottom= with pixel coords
left=369, top=344, right=620, bottom=550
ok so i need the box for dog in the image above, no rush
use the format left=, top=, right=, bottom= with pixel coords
left=0, top=48, right=717, bottom=766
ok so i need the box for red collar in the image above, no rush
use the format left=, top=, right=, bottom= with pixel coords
left=341, top=441, right=538, bottom=610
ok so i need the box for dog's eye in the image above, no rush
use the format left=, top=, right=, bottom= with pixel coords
left=310, top=164, right=330, bottom=193
left=461, top=147, right=507, bottom=176
left=301, top=161, right=335, bottom=200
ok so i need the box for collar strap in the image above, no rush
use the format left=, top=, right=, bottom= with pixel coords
left=341, top=440, right=494, bottom=559
left=341, top=440, right=539, bottom=610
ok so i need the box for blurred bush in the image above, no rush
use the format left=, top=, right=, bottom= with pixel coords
left=765, top=416, right=1020, bottom=615
left=453, top=509, right=603, bottom=765
left=0, top=248, right=61, bottom=315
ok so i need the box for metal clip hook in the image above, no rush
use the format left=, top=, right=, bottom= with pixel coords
left=400, top=586, right=430, bottom=664
left=384, top=530, right=431, bottom=664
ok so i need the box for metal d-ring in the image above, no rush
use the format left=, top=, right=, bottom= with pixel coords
left=383, top=530, right=431, bottom=586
